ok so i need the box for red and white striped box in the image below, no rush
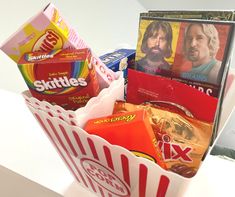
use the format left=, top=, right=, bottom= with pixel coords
left=22, top=72, right=191, bottom=197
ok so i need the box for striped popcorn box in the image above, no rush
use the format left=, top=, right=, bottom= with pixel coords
left=26, top=105, right=191, bottom=197
left=23, top=71, right=191, bottom=197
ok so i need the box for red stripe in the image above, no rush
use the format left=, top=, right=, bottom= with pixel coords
left=47, top=119, right=89, bottom=188
left=121, top=154, right=130, bottom=187
left=86, top=175, right=97, bottom=193
left=47, top=112, right=53, bottom=117
left=139, top=164, right=148, bottom=197
left=56, top=109, right=62, bottom=113
left=98, top=186, right=105, bottom=197
left=103, top=146, right=114, bottom=170
left=70, top=121, right=76, bottom=126
left=73, top=131, right=87, bottom=155
left=69, top=114, right=74, bottom=118
left=34, top=114, right=80, bottom=183
left=108, top=193, right=113, bottom=197
left=156, top=175, right=170, bottom=197
left=59, top=124, right=78, bottom=157
left=87, top=138, right=99, bottom=160
left=58, top=116, right=64, bottom=121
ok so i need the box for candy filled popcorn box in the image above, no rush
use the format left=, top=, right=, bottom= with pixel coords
left=22, top=71, right=191, bottom=197
left=0, top=3, right=206, bottom=197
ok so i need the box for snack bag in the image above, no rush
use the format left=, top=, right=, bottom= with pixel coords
left=84, top=109, right=166, bottom=169
left=113, top=101, right=213, bottom=177
left=18, top=48, right=100, bottom=110
left=0, top=3, right=115, bottom=88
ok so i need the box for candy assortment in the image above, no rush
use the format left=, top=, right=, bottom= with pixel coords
left=1, top=4, right=235, bottom=197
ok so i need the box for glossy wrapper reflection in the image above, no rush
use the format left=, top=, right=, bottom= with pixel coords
left=113, top=101, right=213, bottom=178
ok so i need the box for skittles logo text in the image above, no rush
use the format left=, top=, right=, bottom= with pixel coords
left=26, top=53, right=54, bottom=62
left=34, top=76, right=87, bottom=92
left=81, top=158, right=130, bottom=196
left=32, top=30, right=63, bottom=52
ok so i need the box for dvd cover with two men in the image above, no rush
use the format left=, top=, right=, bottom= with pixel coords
left=132, top=11, right=235, bottom=143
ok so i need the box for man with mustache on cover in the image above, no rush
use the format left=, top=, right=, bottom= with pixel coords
left=136, top=21, right=173, bottom=75
left=181, top=23, right=222, bottom=85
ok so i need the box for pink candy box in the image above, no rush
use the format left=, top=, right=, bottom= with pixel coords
left=22, top=72, right=192, bottom=197
left=1, top=3, right=115, bottom=88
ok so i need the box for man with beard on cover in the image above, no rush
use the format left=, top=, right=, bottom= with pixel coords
left=136, top=21, right=173, bottom=75
left=181, top=23, right=222, bottom=85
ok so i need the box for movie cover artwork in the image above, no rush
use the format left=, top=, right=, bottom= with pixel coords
left=135, top=17, right=234, bottom=98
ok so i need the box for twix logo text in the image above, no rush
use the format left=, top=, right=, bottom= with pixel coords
left=158, top=134, right=192, bottom=162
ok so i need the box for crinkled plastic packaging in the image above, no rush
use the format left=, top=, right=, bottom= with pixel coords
left=113, top=101, right=213, bottom=178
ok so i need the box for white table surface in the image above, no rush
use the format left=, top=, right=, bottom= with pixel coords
left=0, top=165, right=61, bottom=197
left=0, top=68, right=235, bottom=197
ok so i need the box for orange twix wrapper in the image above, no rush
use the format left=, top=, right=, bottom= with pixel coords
left=84, top=109, right=166, bottom=169
left=113, top=101, right=213, bottom=178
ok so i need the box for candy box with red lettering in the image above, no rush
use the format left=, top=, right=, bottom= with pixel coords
left=18, top=48, right=100, bottom=110
left=22, top=72, right=191, bottom=197
left=84, top=109, right=166, bottom=169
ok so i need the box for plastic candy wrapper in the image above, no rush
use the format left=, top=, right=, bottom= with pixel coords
left=0, top=3, right=115, bottom=88
left=113, top=101, right=213, bottom=178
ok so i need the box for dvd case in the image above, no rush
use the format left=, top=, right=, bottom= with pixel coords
left=134, top=15, right=235, bottom=142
